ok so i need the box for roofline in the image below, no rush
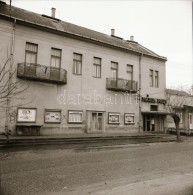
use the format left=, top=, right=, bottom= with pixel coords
left=0, top=13, right=167, bottom=62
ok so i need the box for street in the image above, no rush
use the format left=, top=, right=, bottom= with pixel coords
left=0, top=140, right=193, bottom=195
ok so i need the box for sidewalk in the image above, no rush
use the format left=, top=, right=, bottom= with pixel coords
left=0, top=132, right=179, bottom=148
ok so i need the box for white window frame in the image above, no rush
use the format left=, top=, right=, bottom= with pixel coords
left=44, top=109, right=61, bottom=124
left=124, top=113, right=135, bottom=124
left=73, top=53, right=82, bottom=75
left=108, top=112, right=120, bottom=124
left=93, top=57, right=101, bottom=78
left=68, top=110, right=83, bottom=124
left=25, top=42, right=38, bottom=64
left=51, top=48, right=62, bottom=68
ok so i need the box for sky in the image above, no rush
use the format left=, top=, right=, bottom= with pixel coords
left=5, top=0, right=192, bottom=89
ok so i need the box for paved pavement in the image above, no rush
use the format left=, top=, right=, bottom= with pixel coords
left=1, top=139, right=193, bottom=195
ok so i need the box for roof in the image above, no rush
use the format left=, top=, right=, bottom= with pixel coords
left=0, top=2, right=167, bottom=61
left=166, top=89, right=191, bottom=97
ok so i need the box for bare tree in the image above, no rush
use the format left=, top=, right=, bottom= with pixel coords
left=165, top=89, right=192, bottom=142
left=0, top=55, right=32, bottom=141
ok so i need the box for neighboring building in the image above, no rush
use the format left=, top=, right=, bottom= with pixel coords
left=166, top=89, right=193, bottom=135
left=0, top=2, right=167, bottom=135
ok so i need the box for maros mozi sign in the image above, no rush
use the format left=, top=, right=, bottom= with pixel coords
left=141, top=97, right=166, bottom=105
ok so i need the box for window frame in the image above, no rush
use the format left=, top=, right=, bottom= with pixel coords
left=44, top=109, right=61, bottom=124
left=155, top=70, right=159, bottom=88
left=73, top=53, right=82, bottom=75
left=25, top=42, right=38, bottom=64
left=127, top=64, right=133, bottom=81
left=124, top=113, right=135, bottom=125
left=93, top=57, right=102, bottom=78
left=149, top=69, right=154, bottom=87
left=108, top=112, right=120, bottom=124
left=111, top=61, right=118, bottom=79
left=68, top=110, right=83, bottom=124
left=50, top=48, right=62, bottom=69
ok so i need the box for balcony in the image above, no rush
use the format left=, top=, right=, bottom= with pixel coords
left=17, top=63, right=67, bottom=84
left=106, top=78, right=138, bottom=93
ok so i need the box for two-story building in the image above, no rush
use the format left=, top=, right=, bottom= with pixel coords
left=0, top=2, right=167, bottom=135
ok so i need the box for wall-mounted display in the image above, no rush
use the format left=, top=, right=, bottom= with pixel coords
left=108, top=112, right=120, bottom=124
left=17, top=108, right=36, bottom=122
left=124, top=113, right=135, bottom=124
left=45, top=110, right=61, bottom=123
left=68, top=111, right=83, bottom=123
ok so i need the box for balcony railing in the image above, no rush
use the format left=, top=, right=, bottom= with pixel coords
left=106, top=78, right=138, bottom=92
left=17, top=63, right=67, bottom=84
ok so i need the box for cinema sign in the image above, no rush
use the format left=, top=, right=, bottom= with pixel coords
left=141, top=97, right=166, bottom=105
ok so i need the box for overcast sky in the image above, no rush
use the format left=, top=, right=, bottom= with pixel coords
left=7, top=0, right=192, bottom=89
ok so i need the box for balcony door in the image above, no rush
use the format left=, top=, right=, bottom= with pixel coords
left=111, top=62, right=118, bottom=87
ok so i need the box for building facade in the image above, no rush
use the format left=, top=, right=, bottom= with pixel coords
left=166, top=89, right=193, bottom=135
left=0, top=2, right=167, bottom=135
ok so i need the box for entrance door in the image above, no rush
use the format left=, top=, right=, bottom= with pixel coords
left=143, top=115, right=155, bottom=131
left=189, top=113, right=193, bottom=129
left=91, top=112, right=103, bottom=131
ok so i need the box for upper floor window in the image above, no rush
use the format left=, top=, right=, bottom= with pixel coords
left=155, top=71, right=159, bottom=87
left=93, top=57, right=101, bottom=78
left=150, top=105, right=158, bottom=111
left=127, top=64, right=133, bottom=80
left=149, top=69, right=153, bottom=87
left=111, top=62, right=118, bottom=79
left=25, top=42, right=38, bottom=64
left=73, top=53, right=82, bottom=75
left=51, top=48, right=61, bottom=68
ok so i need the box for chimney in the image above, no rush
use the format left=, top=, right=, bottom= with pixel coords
left=111, top=29, right=115, bottom=36
left=51, top=7, right=56, bottom=18
left=130, top=35, right=134, bottom=41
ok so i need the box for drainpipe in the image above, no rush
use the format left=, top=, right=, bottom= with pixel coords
left=4, top=18, right=16, bottom=141
left=138, top=53, right=143, bottom=132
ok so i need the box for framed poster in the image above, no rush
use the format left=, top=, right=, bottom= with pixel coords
left=44, top=110, right=61, bottom=123
left=68, top=110, right=83, bottom=124
left=108, top=112, right=120, bottom=124
left=124, top=113, right=135, bottom=124
left=17, top=108, right=37, bottom=122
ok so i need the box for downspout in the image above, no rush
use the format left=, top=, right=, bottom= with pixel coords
left=4, top=18, right=16, bottom=139
left=138, top=52, right=143, bottom=132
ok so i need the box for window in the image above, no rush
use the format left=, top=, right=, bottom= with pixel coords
left=127, top=65, right=133, bottom=80
left=93, top=57, right=101, bottom=78
left=149, top=69, right=153, bottom=87
left=51, top=48, right=61, bottom=68
left=111, top=62, right=118, bottom=79
left=73, top=53, right=82, bottom=75
left=44, top=110, right=61, bottom=123
left=124, top=113, right=135, bottom=124
left=17, top=108, right=37, bottom=122
left=108, top=112, right=120, bottom=124
left=155, top=71, right=159, bottom=87
left=68, top=111, right=83, bottom=123
left=25, top=42, right=38, bottom=64
left=150, top=105, right=158, bottom=111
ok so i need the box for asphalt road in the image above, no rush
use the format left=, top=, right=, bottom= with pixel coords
left=0, top=140, right=193, bottom=195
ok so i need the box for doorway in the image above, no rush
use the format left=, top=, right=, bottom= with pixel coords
left=91, top=112, right=103, bottom=131
left=143, top=115, right=155, bottom=131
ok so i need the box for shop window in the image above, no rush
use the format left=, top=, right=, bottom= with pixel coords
left=108, top=112, right=120, bottom=124
left=44, top=110, right=61, bottom=123
left=150, top=105, right=158, bottom=111
left=17, top=108, right=37, bottom=122
left=68, top=110, right=83, bottom=123
left=124, top=113, right=135, bottom=124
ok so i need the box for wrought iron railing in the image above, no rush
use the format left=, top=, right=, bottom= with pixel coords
left=106, top=78, right=138, bottom=92
left=17, top=62, right=67, bottom=84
